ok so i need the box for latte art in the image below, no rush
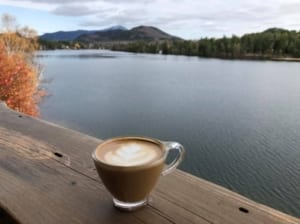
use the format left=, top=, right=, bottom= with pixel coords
left=104, top=143, right=157, bottom=166
left=96, top=139, right=163, bottom=167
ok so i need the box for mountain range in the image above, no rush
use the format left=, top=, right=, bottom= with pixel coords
left=40, top=26, right=180, bottom=42
left=40, top=25, right=127, bottom=41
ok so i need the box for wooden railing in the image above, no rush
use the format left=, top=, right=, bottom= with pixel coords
left=0, top=102, right=299, bottom=224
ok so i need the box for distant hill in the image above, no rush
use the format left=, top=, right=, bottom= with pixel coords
left=39, top=25, right=127, bottom=41
left=262, top=27, right=290, bottom=33
left=76, top=26, right=181, bottom=42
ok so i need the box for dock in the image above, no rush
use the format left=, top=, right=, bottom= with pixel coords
left=0, top=102, right=299, bottom=224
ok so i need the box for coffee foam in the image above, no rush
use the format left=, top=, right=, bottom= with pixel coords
left=98, top=140, right=162, bottom=166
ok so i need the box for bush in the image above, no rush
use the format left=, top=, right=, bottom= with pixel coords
left=0, top=14, right=44, bottom=116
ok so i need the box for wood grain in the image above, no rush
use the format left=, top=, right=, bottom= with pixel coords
left=0, top=102, right=299, bottom=224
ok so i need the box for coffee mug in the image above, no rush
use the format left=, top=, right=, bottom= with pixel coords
left=92, top=136, right=185, bottom=211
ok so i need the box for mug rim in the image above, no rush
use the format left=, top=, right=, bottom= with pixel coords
left=92, top=136, right=167, bottom=169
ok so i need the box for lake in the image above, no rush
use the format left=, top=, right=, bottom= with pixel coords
left=38, top=50, right=300, bottom=217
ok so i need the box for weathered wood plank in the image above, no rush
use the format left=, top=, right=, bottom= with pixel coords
left=155, top=170, right=299, bottom=224
left=0, top=143, right=144, bottom=224
left=0, top=102, right=299, bottom=224
left=0, top=102, right=102, bottom=179
left=0, top=126, right=177, bottom=224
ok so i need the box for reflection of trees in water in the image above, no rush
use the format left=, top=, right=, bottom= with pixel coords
left=0, top=13, right=45, bottom=116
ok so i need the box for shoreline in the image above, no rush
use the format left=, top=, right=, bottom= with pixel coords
left=270, top=57, right=300, bottom=62
left=111, top=49, right=300, bottom=62
left=211, top=55, right=300, bottom=62
left=38, top=49, right=300, bottom=62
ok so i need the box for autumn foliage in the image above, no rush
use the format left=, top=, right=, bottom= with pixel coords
left=0, top=14, right=43, bottom=116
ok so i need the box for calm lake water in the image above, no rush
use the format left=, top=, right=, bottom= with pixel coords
left=38, top=50, right=300, bottom=217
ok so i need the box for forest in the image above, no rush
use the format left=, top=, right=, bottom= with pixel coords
left=110, top=28, right=300, bottom=59
left=40, top=28, right=300, bottom=59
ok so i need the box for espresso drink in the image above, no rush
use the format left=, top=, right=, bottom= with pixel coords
left=94, top=138, right=165, bottom=202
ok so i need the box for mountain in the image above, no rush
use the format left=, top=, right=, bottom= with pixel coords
left=262, top=28, right=290, bottom=33
left=39, top=25, right=127, bottom=41
left=76, top=26, right=181, bottom=42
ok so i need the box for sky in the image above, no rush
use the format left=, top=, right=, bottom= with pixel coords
left=0, top=0, right=300, bottom=39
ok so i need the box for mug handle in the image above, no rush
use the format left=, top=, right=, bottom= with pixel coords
left=161, top=142, right=185, bottom=176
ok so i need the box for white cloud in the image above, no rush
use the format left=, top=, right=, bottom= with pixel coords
left=0, top=0, right=56, bottom=11
left=1, top=0, right=300, bottom=39
left=10, top=0, right=98, bottom=3
left=52, top=5, right=106, bottom=16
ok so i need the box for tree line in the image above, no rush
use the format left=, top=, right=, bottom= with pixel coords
left=110, top=28, right=300, bottom=59
left=40, top=28, right=300, bottom=59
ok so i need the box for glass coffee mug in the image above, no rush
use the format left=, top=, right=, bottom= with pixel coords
left=92, top=136, right=185, bottom=211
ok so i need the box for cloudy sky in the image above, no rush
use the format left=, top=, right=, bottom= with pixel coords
left=0, top=0, right=300, bottom=39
